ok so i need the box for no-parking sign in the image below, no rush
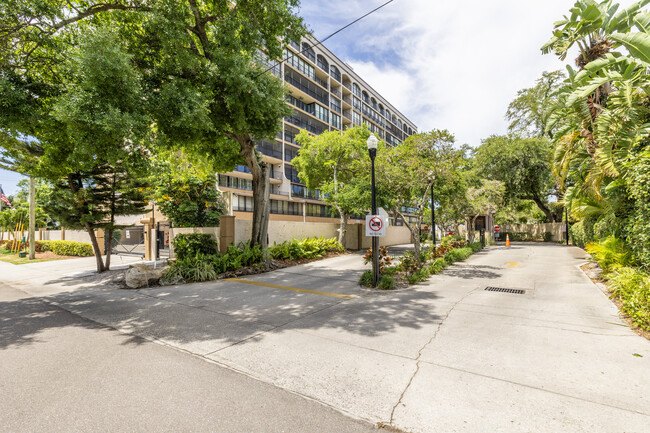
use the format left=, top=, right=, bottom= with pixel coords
left=366, top=215, right=386, bottom=237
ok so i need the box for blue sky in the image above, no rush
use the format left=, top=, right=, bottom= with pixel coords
left=1, top=0, right=638, bottom=195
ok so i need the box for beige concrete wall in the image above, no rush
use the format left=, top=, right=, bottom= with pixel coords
left=356, top=225, right=413, bottom=250
left=501, top=222, right=563, bottom=242
left=38, top=229, right=89, bottom=243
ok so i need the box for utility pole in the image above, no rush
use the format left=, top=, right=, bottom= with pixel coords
left=29, top=177, right=36, bottom=260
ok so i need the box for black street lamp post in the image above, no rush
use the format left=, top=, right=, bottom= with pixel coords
left=367, top=133, right=379, bottom=287
left=430, top=183, right=436, bottom=245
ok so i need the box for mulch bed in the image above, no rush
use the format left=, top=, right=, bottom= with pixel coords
left=580, top=261, right=650, bottom=340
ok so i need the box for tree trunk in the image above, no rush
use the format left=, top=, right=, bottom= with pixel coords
left=104, top=228, right=112, bottom=271
left=531, top=194, right=555, bottom=222
left=396, top=208, right=422, bottom=261
left=336, top=206, right=348, bottom=246
left=85, top=222, right=106, bottom=273
left=467, top=216, right=477, bottom=243
left=233, top=134, right=271, bottom=248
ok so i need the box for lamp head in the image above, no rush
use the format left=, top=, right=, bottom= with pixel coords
left=366, top=133, right=378, bottom=150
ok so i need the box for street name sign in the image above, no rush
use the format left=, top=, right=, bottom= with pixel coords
left=366, top=215, right=386, bottom=237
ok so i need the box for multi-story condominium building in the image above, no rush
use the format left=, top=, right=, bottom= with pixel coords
left=217, top=35, right=418, bottom=223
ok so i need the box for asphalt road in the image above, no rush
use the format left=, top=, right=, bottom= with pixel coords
left=0, top=284, right=377, bottom=433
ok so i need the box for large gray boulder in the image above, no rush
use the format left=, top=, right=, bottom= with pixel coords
left=125, top=264, right=163, bottom=289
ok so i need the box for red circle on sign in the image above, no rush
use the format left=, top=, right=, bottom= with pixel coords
left=369, top=216, right=383, bottom=231
left=494, top=226, right=500, bottom=232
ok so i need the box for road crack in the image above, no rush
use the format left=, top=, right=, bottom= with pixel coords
left=388, top=288, right=476, bottom=425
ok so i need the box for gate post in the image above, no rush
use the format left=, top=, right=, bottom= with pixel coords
left=219, top=216, right=235, bottom=254
left=140, top=218, right=152, bottom=260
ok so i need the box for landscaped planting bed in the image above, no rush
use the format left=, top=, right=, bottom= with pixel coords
left=359, top=237, right=484, bottom=289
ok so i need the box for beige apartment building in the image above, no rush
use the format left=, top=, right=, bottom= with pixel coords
left=217, top=35, right=418, bottom=223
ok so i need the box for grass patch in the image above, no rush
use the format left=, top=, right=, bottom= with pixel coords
left=0, top=250, right=69, bottom=265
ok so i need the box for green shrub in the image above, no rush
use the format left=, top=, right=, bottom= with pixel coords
left=468, top=242, right=482, bottom=253
left=607, top=266, right=650, bottom=331
left=445, top=247, right=473, bottom=264
left=428, top=257, right=447, bottom=274
left=378, top=275, right=396, bottom=290
left=172, top=233, right=218, bottom=260
left=586, top=236, right=634, bottom=274
left=36, top=240, right=93, bottom=256
left=407, top=267, right=430, bottom=284
left=570, top=217, right=597, bottom=248
left=542, top=231, right=553, bottom=242
left=382, top=265, right=398, bottom=276
left=359, top=270, right=373, bottom=287
left=162, top=254, right=216, bottom=283
left=269, top=236, right=343, bottom=261
left=206, top=242, right=265, bottom=273
left=397, top=250, right=422, bottom=276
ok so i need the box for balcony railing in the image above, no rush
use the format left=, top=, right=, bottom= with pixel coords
left=284, top=70, right=329, bottom=105
left=257, top=140, right=283, bottom=160
left=285, top=114, right=327, bottom=135
left=343, top=95, right=352, bottom=105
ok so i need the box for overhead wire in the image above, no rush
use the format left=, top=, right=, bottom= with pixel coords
left=257, top=0, right=398, bottom=77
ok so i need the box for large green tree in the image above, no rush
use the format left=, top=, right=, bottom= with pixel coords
left=506, top=70, right=565, bottom=139
left=0, top=0, right=306, bottom=252
left=292, top=126, right=372, bottom=245
left=378, top=130, right=463, bottom=261
left=473, top=135, right=558, bottom=222
left=0, top=27, right=155, bottom=272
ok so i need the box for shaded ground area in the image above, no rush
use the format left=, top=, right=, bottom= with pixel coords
left=0, top=284, right=378, bottom=433
left=2, top=244, right=649, bottom=432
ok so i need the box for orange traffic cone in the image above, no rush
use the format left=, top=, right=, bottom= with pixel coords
left=505, top=234, right=510, bottom=247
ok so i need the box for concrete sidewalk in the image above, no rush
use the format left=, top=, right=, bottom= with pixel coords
left=3, top=244, right=649, bottom=432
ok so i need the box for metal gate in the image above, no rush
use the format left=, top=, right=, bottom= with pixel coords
left=156, top=222, right=171, bottom=259
left=110, top=226, right=146, bottom=256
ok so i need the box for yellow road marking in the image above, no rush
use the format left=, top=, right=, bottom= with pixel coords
left=505, top=262, right=521, bottom=268
left=224, top=278, right=356, bottom=299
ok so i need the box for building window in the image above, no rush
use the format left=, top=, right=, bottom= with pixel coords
left=271, top=200, right=301, bottom=215
left=330, top=65, right=341, bottom=82
left=285, top=165, right=301, bottom=183
left=352, top=83, right=361, bottom=97
left=352, top=111, right=362, bottom=125
left=331, top=113, right=341, bottom=129
left=233, top=195, right=254, bottom=212
left=378, top=104, right=384, bottom=115
left=361, top=90, right=369, bottom=103
left=301, top=43, right=315, bottom=62
left=330, top=97, right=341, bottom=114
left=284, top=49, right=315, bottom=80
left=316, top=54, right=329, bottom=71
left=313, top=103, right=329, bottom=123
left=370, top=97, right=377, bottom=110
left=284, top=145, right=299, bottom=163
left=219, top=175, right=253, bottom=191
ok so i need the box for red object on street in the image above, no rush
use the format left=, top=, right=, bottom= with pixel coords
left=494, top=225, right=500, bottom=232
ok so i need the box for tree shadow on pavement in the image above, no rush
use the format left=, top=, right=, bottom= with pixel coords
left=0, top=288, right=106, bottom=350
left=442, top=263, right=502, bottom=280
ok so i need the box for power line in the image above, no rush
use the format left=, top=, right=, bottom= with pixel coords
left=258, top=0, right=398, bottom=77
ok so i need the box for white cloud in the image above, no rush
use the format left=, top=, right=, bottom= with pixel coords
left=302, top=0, right=637, bottom=147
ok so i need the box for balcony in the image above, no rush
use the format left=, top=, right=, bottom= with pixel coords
left=284, top=69, right=329, bottom=105
left=285, top=111, right=328, bottom=135
left=292, top=184, right=320, bottom=200
left=257, top=140, right=283, bottom=160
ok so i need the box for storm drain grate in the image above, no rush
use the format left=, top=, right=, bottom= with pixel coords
left=484, top=286, right=526, bottom=295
